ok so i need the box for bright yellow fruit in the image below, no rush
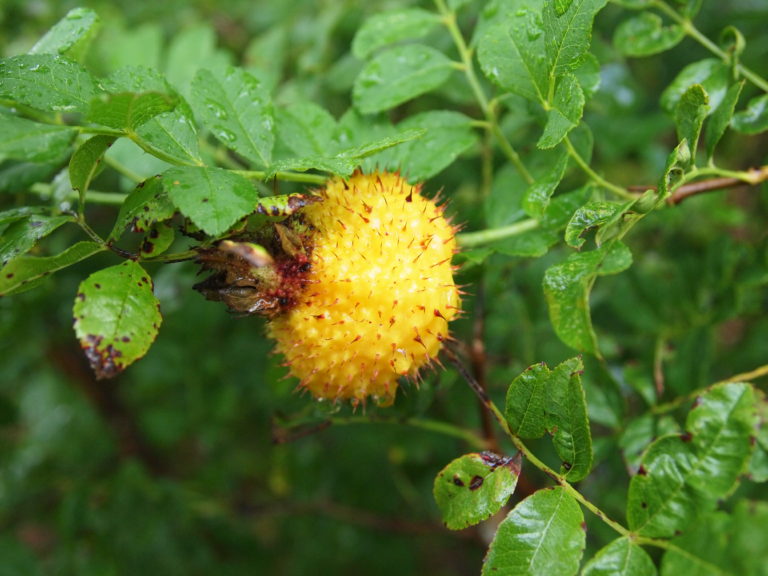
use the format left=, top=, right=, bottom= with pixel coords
left=268, top=171, right=460, bottom=406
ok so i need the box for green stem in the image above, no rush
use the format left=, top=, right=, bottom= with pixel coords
left=491, top=121, right=534, bottom=184
left=434, top=0, right=534, bottom=184
left=564, top=136, right=636, bottom=199
left=30, top=183, right=128, bottom=206
left=140, top=249, right=199, bottom=263
left=457, top=219, right=539, bottom=248
left=102, top=154, right=144, bottom=184
left=674, top=165, right=765, bottom=189
left=75, top=215, right=108, bottom=247
left=653, top=0, right=768, bottom=93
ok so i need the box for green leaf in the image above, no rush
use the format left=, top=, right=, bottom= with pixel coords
left=69, top=135, right=116, bottom=205
left=574, top=52, right=601, bottom=98
left=0, top=54, right=99, bottom=114
left=29, top=7, right=100, bottom=61
left=729, top=500, right=768, bottom=575
left=505, top=363, right=551, bottom=438
left=505, top=357, right=593, bottom=481
left=614, top=13, right=685, bottom=57
left=659, top=511, right=730, bottom=576
left=661, top=59, right=729, bottom=114
left=627, top=382, right=757, bottom=538
left=110, top=176, right=176, bottom=240
left=351, top=8, right=441, bottom=59
left=267, top=156, right=358, bottom=178
left=523, top=149, right=569, bottom=217
left=0, top=212, right=74, bottom=266
left=565, top=201, right=626, bottom=248
left=73, top=261, right=162, bottom=379
left=538, top=73, right=585, bottom=149
left=582, top=537, right=657, bottom=576
left=0, top=241, right=105, bottom=296
left=732, top=94, right=768, bottom=135
left=749, top=394, right=768, bottom=483
left=136, top=108, right=203, bottom=165
left=86, top=91, right=177, bottom=131
left=270, top=128, right=425, bottom=178
left=543, top=241, right=633, bottom=355
left=477, top=0, right=548, bottom=103
left=353, top=44, right=454, bottom=114
left=658, top=139, right=690, bottom=196
left=543, top=0, right=608, bottom=78
left=659, top=502, right=768, bottom=576
left=190, top=67, right=274, bottom=167
left=395, top=111, right=477, bottom=181
left=433, top=452, right=521, bottom=530
left=139, top=222, right=175, bottom=259
left=674, top=84, right=709, bottom=163
left=482, top=487, right=585, bottom=576
left=275, top=101, right=337, bottom=158
left=163, top=166, right=257, bottom=237
left=104, top=66, right=202, bottom=165
left=705, top=81, right=744, bottom=160
left=0, top=114, right=76, bottom=163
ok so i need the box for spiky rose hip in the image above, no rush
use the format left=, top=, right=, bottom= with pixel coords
left=268, top=171, right=460, bottom=406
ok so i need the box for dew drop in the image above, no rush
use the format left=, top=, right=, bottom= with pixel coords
left=218, top=129, right=236, bottom=143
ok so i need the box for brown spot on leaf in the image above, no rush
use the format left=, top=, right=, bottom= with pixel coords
left=469, top=475, right=484, bottom=491
left=681, top=432, right=693, bottom=443
left=638, top=465, right=647, bottom=476
left=452, top=475, right=465, bottom=487
left=81, top=334, right=124, bottom=379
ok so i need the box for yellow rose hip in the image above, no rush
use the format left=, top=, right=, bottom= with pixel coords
left=268, top=171, right=460, bottom=406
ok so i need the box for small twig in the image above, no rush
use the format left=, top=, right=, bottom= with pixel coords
left=272, top=419, right=332, bottom=444
left=629, top=166, right=768, bottom=205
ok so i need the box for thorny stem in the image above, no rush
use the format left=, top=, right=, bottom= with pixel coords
left=628, top=165, right=768, bottom=205
left=434, top=0, right=534, bottom=184
left=441, top=346, right=726, bottom=549
left=563, top=136, right=635, bottom=200
left=652, top=0, right=768, bottom=93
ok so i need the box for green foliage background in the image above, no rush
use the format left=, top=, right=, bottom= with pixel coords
left=1, top=0, right=767, bottom=574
